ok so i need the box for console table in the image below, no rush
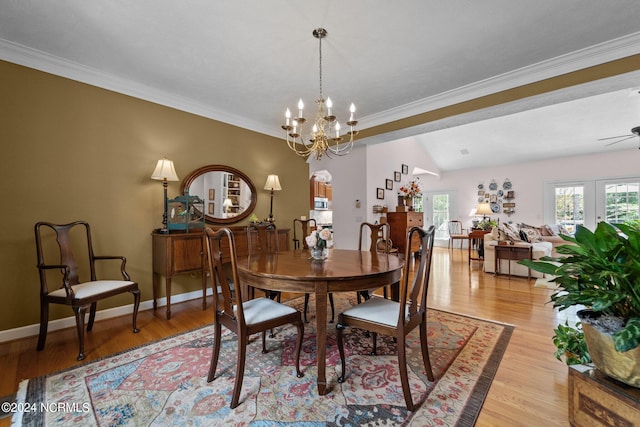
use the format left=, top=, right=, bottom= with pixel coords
left=152, top=226, right=290, bottom=319
left=569, top=365, right=640, bottom=426
left=494, top=242, right=532, bottom=279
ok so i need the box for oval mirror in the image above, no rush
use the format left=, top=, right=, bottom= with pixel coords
left=182, top=165, right=257, bottom=225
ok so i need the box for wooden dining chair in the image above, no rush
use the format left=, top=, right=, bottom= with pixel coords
left=246, top=223, right=280, bottom=301
left=205, top=227, right=304, bottom=408
left=336, top=225, right=436, bottom=411
left=292, top=218, right=317, bottom=250
left=448, top=220, right=467, bottom=250
left=356, top=222, right=393, bottom=303
left=34, top=221, right=141, bottom=361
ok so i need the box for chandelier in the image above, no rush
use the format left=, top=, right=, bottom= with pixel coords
left=281, top=28, right=358, bottom=160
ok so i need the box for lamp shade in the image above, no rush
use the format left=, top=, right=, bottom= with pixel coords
left=151, top=158, right=179, bottom=181
left=264, top=174, right=282, bottom=191
left=475, top=203, right=493, bottom=216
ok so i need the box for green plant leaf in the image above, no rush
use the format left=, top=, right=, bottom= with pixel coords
left=614, top=317, right=640, bottom=352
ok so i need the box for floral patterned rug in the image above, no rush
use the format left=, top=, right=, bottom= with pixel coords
left=13, top=295, right=513, bottom=426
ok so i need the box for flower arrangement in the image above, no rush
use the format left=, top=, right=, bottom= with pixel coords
left=305, top=228, right=333, bottom=250
left=399, top=178, right=423, bottom=199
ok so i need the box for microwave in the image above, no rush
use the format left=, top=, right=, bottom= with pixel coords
left=314, top=197, right=329, bottom=210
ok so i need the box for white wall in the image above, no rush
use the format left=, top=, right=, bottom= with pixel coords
left=311, top=141, right=639, bottom=246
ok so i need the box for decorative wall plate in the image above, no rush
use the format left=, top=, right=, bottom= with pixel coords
left=489, top=180, right=497, bottom=190
left=478, top=184, right=484, bottom=190
left=478, top=196, right=484, bottom=202
left=497, top=189, right=504, bottom=197
left=490, top=203, right=500, bottom=213
left=503, top=179, right=512, bottom=190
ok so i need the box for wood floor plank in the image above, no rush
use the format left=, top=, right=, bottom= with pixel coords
left=0, top=247, right=570, bottom=426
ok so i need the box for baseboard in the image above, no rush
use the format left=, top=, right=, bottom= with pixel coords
left=0, top=288, right=214, bottom=343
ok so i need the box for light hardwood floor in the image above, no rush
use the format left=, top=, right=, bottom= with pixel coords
left=0, top=247, right=573, bottom=426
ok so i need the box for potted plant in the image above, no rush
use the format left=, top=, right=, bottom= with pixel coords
left=520, top=221, right=640, bottom=386
left=552, top=320, right=591, bottom=365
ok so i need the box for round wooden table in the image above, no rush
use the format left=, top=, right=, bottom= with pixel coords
left=236, top=249, right=403, bottom=395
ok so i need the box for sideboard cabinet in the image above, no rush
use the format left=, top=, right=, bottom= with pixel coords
left=387, top=211, right=424, bottom=256
left=152, top=226, right=290, bottom=319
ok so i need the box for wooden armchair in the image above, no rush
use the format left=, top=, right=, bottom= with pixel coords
left=448, top=220, right=467, bottom=250
left=34, top=221, right=140, bottom=361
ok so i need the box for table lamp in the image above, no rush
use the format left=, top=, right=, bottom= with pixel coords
left=475, top=202, right=493, bottom=221
left=151, top=158, right=179, bottom=234
left=264, top=174, right=282, bottom=223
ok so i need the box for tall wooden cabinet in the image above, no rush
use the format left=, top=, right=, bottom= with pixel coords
left=387, top=212, right=424, bottom=256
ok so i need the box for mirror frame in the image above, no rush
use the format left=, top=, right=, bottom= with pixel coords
left=181, top=164, right=257, bottom=225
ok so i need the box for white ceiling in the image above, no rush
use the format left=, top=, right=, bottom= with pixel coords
left=1, top=1, right=639, bottom=171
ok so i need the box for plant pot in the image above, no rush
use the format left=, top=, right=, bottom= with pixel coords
left=579, top=309, right=640, bottom=387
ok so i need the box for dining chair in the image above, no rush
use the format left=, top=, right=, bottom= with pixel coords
left=336, top=225, right=436, bottom=411
left=246, top=223, right=280, bottom=301
left=448, top=220, right=467, bottom=250
left=34, top=221, right=141, bottom=361
left=292, top=218, right=317, bottom=250
left=205, top=227, right=304, bottom=409
left=356, top=222, right=393, bottom=303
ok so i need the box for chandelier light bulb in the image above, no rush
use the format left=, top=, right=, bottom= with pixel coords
left=326, top=97, right=333, bottom=116
left=285, top=108, right=291, bottom=126
left=335, top=121, right=340, bottom=138
left=297, top=99, right=304, bottom=117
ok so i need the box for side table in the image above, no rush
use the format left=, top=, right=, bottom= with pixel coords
left=569, top=364, right=640, bottom=426
left=468, top=229, right=490, bottom=265
left=494, top=242, right=532, bottom=280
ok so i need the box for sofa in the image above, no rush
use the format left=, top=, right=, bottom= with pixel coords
left=483, top=223, right=573, bottom=278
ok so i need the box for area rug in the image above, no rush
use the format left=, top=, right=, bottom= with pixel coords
left=13, top=295, right=513, bottom=426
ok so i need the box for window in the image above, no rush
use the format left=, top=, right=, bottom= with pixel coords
left=424, top=191, right=457, bottom=241
left=545, top=177, right=640, bottom=231
left=597, top=180, right=639, bottom=225
left=554, top=185, right=584, bottom=234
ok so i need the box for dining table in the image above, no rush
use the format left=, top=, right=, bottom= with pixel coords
left=236, top=248, right=404, bottom=395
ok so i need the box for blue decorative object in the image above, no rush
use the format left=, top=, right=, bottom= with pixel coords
left=167, top=193, right=205, bottom=232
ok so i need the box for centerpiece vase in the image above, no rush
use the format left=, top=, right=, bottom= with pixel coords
left=310, top=247, right=328, bottom=261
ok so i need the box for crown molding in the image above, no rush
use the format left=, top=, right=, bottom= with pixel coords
left=1, top=32, right=639, bottom=139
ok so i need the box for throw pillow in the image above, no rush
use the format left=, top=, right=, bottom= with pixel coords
left=499, top=223, right=522, bottom=242
left=556, top=224, right=571, bottom=235
left=520, top=228, right=543, bottom=243
left=540, top=225, right=555, bottom=236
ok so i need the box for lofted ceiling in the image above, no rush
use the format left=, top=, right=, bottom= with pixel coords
left=1, top=1, right=639, bottom=171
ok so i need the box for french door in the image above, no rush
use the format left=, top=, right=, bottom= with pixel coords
left=423, top=190, right=458, bottom=244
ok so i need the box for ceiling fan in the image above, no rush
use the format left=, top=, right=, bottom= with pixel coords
left=598, top=126, right=640, bottom=148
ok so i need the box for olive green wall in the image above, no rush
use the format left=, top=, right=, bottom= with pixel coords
left=0, top=60, right=310, bottom=332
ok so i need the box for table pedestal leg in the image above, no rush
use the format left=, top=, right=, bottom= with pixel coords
left=315, top=281, right=328, bottom=395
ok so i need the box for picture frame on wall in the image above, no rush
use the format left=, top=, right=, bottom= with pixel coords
left=394, top=171, right=401, bottom=182
left=208, top=188, right=215, bottom=200
left=401, top=164, right=408, bottom=174
left=208, top=202, right=214, bottom=214
left=385, top=179, right=393, bottom=190
left=377, top=188, right=385, bottom=199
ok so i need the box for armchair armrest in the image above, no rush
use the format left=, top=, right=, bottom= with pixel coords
left=37, top=263, right=74, bottom=301
left=93, top=255, right=131, bottom=281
